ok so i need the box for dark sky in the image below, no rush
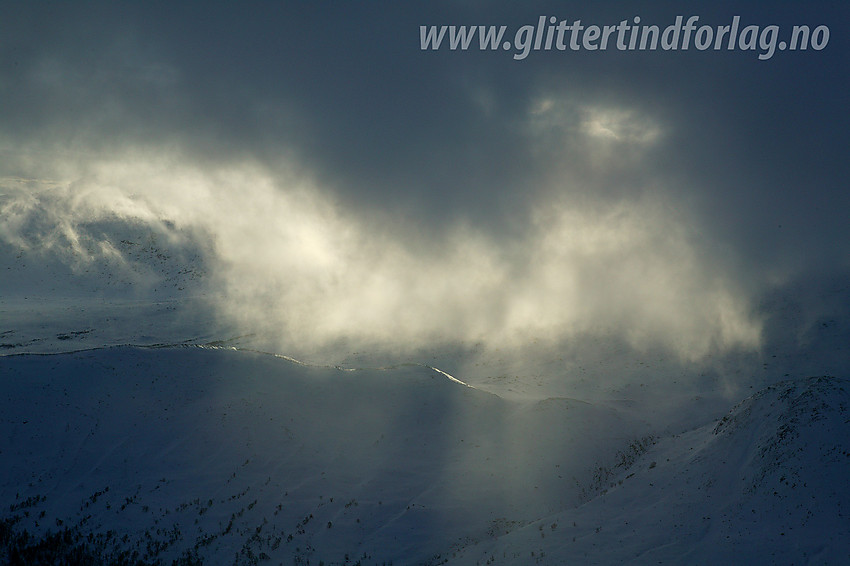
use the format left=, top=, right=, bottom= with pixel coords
left=1, top=1, right=848, bottom=355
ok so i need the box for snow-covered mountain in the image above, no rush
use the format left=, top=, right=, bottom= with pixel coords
left=450, top=375, right=850, bottom=565
left=2, top=185, right=850, bottom=564
left=1, top=345, right=647, bottom=564
left=1, top=346, right=848, bottom=565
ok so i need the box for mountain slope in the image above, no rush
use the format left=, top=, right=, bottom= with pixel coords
left=452, top=376, right=850, bottom=565
left=1, top=345, right=650, bottom=565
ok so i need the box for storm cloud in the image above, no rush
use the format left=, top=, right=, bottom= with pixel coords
left=1, top=1, right=847, bottom=363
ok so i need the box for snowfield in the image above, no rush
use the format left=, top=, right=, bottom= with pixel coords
left=2, top=344, right=848, bottom=565
left=1, top=345, right=646, bottom=564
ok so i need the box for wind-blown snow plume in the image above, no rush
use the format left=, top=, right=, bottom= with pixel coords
left=1, top=146, right=760, bottom=361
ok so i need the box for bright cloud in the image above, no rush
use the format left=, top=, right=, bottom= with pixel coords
left=0, top=145, right=760, bottom=361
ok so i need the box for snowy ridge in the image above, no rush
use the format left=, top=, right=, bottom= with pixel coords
left=450, top=376, right=850, bottom=565
left=2, top=345, right=848, bottom=564
left=0, top=346, right=641, bottom=565
left=426, top=366, right=473, bottom=389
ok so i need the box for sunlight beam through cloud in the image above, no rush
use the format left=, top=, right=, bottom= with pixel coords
left=0, top=147, right=761, bottom=362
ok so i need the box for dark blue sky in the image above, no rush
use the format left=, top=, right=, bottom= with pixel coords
left=1, top=1, right=848, bottom=355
